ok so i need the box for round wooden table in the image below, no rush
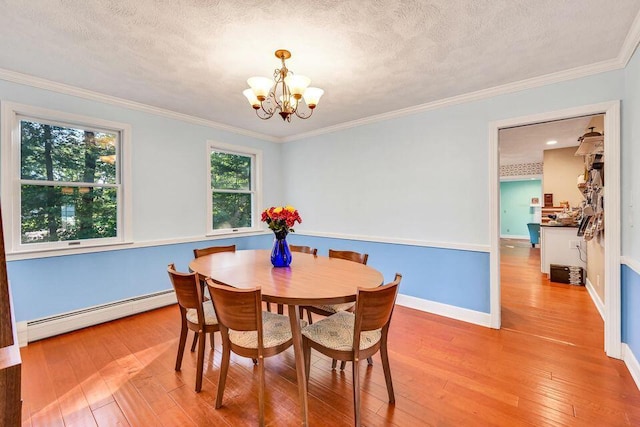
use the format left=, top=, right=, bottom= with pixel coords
left=189, top=249, right=384, bottom=426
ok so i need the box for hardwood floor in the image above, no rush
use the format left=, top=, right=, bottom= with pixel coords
left=20, top=246, right=640, bottom=426
left=500, top=239, right=604, bottom=348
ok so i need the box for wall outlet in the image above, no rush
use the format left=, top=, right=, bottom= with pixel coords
left=570, top=240, right=581, bottom=249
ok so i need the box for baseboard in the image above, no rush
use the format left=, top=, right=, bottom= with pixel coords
left=585, top=277, right=605, bottom=320
left=396, top=294, right=492, bottom=327
left=19, top=290, right=177, bottom=347
left=16, top=321, right=27, bottom=347
left=500, top=234, right=530, bottom=240
left=623, top=343, right=640, bottom=391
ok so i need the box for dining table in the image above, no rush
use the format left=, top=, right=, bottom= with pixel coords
left=188, top=248, right=384, bottom=426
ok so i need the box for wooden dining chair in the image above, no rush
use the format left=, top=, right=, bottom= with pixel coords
left=301, top=249, right=368, bottom=322
left=300, top=249, right=371, bottom=369
left=190, top=244, right=236, bottom=350
left=206, top=279, right=301, bottom=427
left=302, top=274, right=401, bottom=427
left=167, top=263, right=219, bottom=392
left=193, top=244, right=236, bottom=259
left=328, top=249, right=368, bottom=264
left=289, top=244, right=318, bottom=256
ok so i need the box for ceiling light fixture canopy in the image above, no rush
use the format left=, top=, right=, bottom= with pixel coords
left=243, top=49, right=324, bottom=122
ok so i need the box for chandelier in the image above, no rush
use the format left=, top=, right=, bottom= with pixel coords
left=243, top=49, right=324, bottom=122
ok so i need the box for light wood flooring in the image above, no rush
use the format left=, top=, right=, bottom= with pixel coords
left=19, top=244, right=640, bottom=426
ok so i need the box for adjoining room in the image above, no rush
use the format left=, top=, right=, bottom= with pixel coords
left=1, top=2, right=640, bottom=426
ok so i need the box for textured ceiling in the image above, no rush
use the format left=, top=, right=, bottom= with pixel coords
left=0, top=1, right=638, bottom=139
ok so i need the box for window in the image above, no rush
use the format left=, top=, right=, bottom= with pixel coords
left=207, top=142, right=261, bottom=234
left=1, top=103, right=131, bottom=253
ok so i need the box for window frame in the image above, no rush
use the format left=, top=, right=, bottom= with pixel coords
left=1, top=102, right=132, bottom=254
left=206, top=141, right=262, bottom=236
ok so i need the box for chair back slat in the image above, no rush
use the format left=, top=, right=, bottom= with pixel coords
left=167, top=263, right=202, bottom=311
left=193, top=244, right=236, bottom=259
left=328, top=249, right=368, bottom=265
left=355, top=274, right=401, bottom=332
left=289, top=245, right=318, bottom=256
left=207, top=280, right=262, bottom=332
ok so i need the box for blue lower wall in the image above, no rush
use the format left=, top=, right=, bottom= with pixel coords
left=622, top=264, right=640, bottom=358
left=10, top=231, right=639, bottom=360
left=8, top=235, right=273, bottom=322
left=289, top=235, right=490, bottom=313
left=8, top=234, right=491, bottom=322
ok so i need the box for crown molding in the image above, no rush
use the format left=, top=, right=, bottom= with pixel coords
left=2, top=7, right=640, bottom=146
left=0, top=68, right=279, bottom=143
left=619, top=9, right=640, bottom=67
left=282, top=57, right=623, bottom=142
left=283, top=9, right=640, bottom=144
left=0, top=55, right=630, bottom=146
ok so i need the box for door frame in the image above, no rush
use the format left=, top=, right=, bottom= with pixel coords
left=488, top=100, right=621, bottom=359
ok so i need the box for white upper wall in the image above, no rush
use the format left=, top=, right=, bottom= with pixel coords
left=1, top=46, right=638, bottom=258
left=283, top=70, right=625, bottom=248
left=623, top=46, right=640, bottom=261
left=0, top=79, right=283, bottom=244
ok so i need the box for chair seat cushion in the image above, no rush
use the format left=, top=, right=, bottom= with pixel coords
left=311, top=302, right=355, bottom=314
left=229, top=311, right=307, bottom=349
left=186, top=300, right=218, bottom=325
left=301, top=311, right=381, bottom=351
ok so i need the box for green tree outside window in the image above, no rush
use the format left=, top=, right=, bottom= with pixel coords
left=210, top=151, right=254, bottom=230
left=19, top=119, right=119, bottom=243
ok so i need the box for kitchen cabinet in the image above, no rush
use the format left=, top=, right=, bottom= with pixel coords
left=540, top=225, right=587, bottom=275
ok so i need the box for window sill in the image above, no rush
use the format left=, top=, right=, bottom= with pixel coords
left=6, top=240, right=134, bottom=261
left=6, top=230, right=273, bottom=262
left=205, top=228, right=270, bottom=238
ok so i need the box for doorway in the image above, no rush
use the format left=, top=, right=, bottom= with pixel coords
left=488, top=101, right=621, bottom=359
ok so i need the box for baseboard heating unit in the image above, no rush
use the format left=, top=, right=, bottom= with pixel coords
left=21, top=289, right=176, bottom=346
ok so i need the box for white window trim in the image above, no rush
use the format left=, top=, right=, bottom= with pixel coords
left=1, top=101, right=132, bottom=255
left=206, top=140, right=263, bottom=236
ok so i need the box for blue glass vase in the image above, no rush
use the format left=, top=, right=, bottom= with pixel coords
left=271, top=230, right=292, bottom=267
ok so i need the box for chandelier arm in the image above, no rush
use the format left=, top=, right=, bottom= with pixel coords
left=261, top=101, right=273, bottom=114
left=260, top=103, right=275, bottom=116
left=266, top=87, right=283, bottom=116
left=293, top=104, right=314, bottom=120
left=260, top=91, right=279, bottom=115
left=255, top=107, right=274, bottom=120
